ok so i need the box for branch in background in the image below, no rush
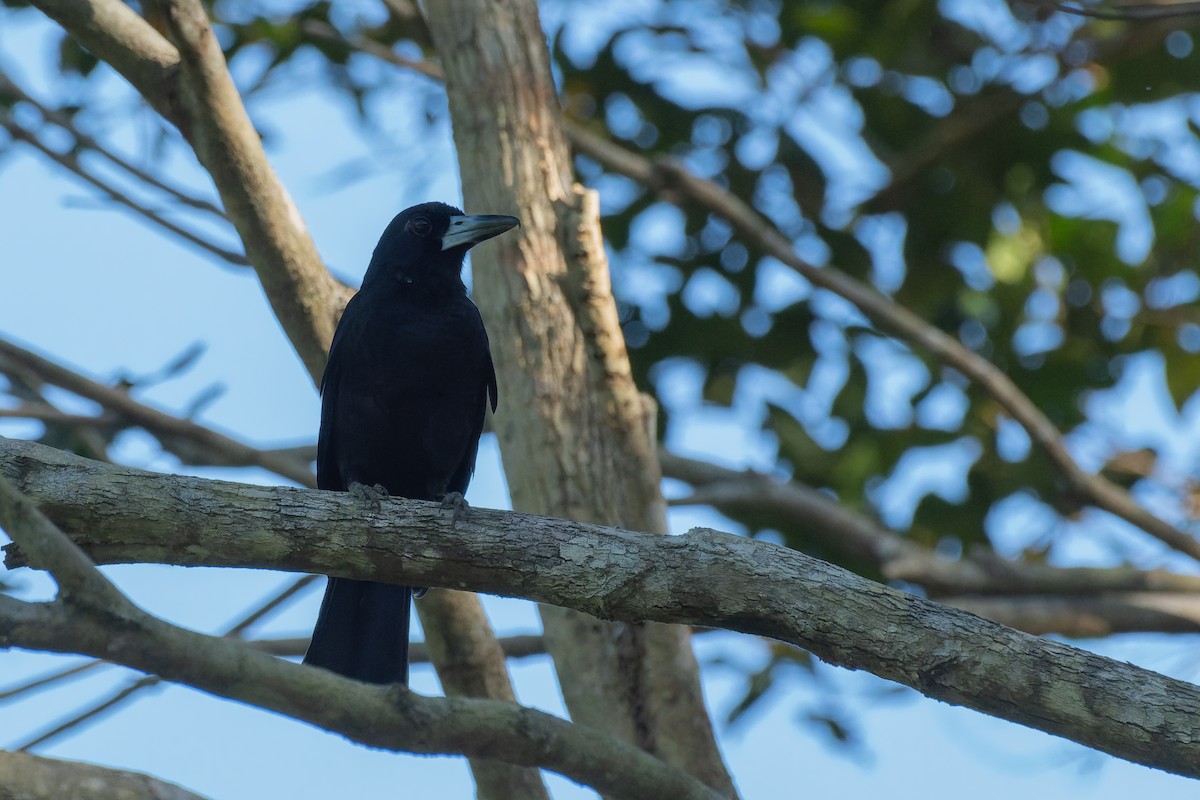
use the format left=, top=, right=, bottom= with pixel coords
left=0, top=750, right=211, bottom=800
left=6, top=574, right=320, bottom=751
left=0, top=69, right=228, bottom=220
left=0, top=630, right=547, bottom=745
left=302, top=19, right=444, bottom=81
left=946, top=592, right=1200, bottom=636
left=661, top=451, right=1200, bottom=597
left=0, top=337, right=316, bottom=487
left=5, top=438, right=1200, bottom=780
left=31, top=0, right=345, bottom=385
left=1021, top=0, right=1200, bottom=21
left=0, top=116, right=251, bottom=266
left=0, top=599, right=722, bottom=800
left=415, top=591, right=552, bottom=800
left=13, top=675, right=161, bottom=752
left=151, top=0, right=342, bottom=383
left=291, top=17, right=1200, bottom=567
left=564, top=123, right=1200, bottom=564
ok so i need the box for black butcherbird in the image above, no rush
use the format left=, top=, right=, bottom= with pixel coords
left=304, top=202, right=518, bottom=685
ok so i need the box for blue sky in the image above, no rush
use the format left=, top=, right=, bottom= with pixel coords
left=2, top=5, right=1199, bottom=799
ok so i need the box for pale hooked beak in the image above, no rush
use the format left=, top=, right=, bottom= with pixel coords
left=441, top=214, right=521, bottom=251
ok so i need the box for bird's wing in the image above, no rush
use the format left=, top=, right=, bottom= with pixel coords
left=447, top=304, right=497, bottom=495
left=315, top=296, right=362, bottom=493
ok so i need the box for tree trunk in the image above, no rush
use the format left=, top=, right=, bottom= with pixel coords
left=423, top=1, right=737, bottom=795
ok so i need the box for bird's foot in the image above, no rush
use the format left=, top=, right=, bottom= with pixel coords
left=439, top=491, right=470, bottom=527
left=349, top=481, right=389, bottom=511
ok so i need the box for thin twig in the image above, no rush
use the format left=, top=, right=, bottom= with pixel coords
left=0, top=337, right=316, bottom=487
left=0, top=118, right=249, bottom=266
left=13, top=675, right=160, bottom=751
left=0, top=68, right=228, bottom=220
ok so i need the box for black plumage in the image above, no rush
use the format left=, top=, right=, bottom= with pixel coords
left=304, top=201, right=517, bottom=685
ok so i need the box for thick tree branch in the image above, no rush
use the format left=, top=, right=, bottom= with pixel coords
left=416, top=590, right=552, bottom=800
left=8, top=346, right=1197, bottom=637
left=0, top=472, right=126, bottom=610
left=3, top=438, right=1200, bottom=779
left=0, top=750, right=210, bottom=800
left=0, top=596, right=721, bottom=800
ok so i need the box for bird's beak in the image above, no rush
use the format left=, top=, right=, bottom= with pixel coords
left=441, top=214, right=521, bottom=251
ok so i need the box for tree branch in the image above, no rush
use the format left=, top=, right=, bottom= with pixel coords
left=4, top=437, right=1200, bottom=779
left=9, top=345, right=1197, bottom=634
left=945, top=592, right=1200, bottom=636
left=0, top=593, right=721, bottom=800
left=662, top=451, right=1200, bottom=597
left=564, top=124, right=1200, bottom=564
left=31, top=0, right=346, bottom=385
left=0, top=750, right=211, bottom=800
left=0, top=472, right=127, bottom=610
left=415, top=590, right=551, bottom=800
left=0, top=337, right=316, bottom=488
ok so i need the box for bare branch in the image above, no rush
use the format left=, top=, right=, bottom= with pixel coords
left=27, top=0, right=179, bottom=118
left=565, top=124, right=1200, bottom=564
left=0, top=659, right=97, bottom=702
left=0, top=750, right=211, bottom=800
left=417, top=590, right=551, bottom=799
left=1022, top=0, right=1200, bottom=20
left=4, top=438, right=1200, bottom=779
left=0, top=596, right=723, bottom=800
left=0, top=337, right=316, bottom=487
left=300, top=20, right=444, bottom=81
left=661, top=451, right=1200, bottom=597
left=0, top=116, right=250, bottom=266
left=30, top=0, right=346, bottom=385
left=14, top=675, right=160, bottom=752
left=946, top=592, right=1200, bottom=636
left=0, top=68, right=228, bottom=220
left=0, top=473, right=127, bottom=610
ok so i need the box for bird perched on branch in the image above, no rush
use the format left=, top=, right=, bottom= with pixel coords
left=304, top=201, right=518, bottom=685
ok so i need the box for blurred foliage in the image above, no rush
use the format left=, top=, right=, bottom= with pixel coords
left=5, top=0, right=1200, bottom=743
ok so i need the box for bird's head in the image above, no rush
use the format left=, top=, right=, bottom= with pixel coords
left=362, top=202, right=520, bottom=294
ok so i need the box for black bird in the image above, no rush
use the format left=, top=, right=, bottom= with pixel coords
left=304, top=202, right=518, bottom=685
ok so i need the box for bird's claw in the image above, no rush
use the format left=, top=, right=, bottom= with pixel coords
left=349, top=481, right=389, bottom=511
left=440, top=491, right=470, bottom=527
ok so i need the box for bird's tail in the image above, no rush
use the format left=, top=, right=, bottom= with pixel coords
left=304, top=578, right=412, bottom=685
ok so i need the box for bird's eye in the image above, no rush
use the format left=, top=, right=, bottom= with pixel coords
left=407, top=217, right=432, bottom=237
